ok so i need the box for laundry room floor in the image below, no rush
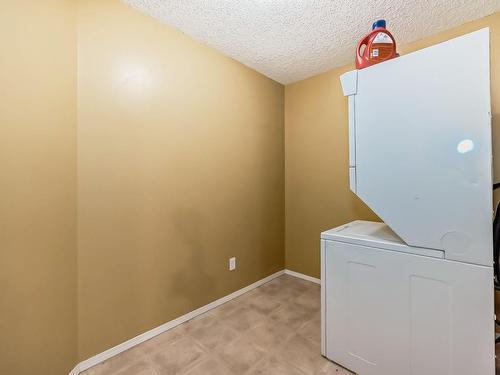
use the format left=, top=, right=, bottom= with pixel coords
left=81, top=274, right=500, bottom=375
left=81, top=274, right=352, bottom=375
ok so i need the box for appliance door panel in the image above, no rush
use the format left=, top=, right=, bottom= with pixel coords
left=323, top=239, right=494, bottom=375
left=353, top=29, right=492, bottom=265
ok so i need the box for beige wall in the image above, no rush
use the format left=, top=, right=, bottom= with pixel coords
left=77, top=0, right=284, bottom=359
left=285, top=12, right=500, bottom=279
left=0, top=1, right=77, bottom=375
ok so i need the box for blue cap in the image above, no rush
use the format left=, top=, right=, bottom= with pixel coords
left=372, top=19, right=386, bottom=29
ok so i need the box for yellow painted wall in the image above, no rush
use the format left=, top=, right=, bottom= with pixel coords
left=285, top=12, right=500, bottom=278
left=0, top=1, right=77, bottom=375
left=77, top=0, right=284, bottom=359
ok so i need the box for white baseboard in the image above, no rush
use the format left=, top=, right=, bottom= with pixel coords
left=75, top=269, right=285, bottom=373
left=68, top=364, right=80, bottom=375
left=284, top=269, right=321, bottom=284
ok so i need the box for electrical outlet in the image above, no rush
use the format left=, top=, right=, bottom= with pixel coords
left=229, top=257, right=236, bottom=271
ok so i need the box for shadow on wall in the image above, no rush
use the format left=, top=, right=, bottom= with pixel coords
left=492, top=114, right=500, bottom=316
left=494, top=114, right=499, bottom=199
left=168, top=207, right=216, bottom=309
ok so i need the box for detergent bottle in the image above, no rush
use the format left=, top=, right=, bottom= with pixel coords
left=356, top=19, right=397, bottom=69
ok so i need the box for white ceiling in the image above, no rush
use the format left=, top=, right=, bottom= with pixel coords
left=124, top=0, right=500, bottom=84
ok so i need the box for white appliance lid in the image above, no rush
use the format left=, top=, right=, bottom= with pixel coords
left=322, top=221, right=444, bottom=259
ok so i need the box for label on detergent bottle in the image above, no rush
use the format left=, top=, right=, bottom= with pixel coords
left=373, top=32, right=393, bottom=44
left=370, top=32, right=394, bottom=61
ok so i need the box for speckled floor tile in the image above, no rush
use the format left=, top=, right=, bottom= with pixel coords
left=80, top=275, right=354, bottom=375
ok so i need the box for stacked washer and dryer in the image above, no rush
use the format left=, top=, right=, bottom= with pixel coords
left=321, top=29, right=495, bottom=375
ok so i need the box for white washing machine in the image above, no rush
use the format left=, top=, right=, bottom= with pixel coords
left=321, top=29, right=495, bottom=375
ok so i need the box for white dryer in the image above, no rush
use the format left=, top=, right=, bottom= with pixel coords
left=321, top=28, right=495, bottom=375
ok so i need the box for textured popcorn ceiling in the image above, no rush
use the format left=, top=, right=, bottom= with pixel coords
left=124, top=0, right=500, bottom=84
